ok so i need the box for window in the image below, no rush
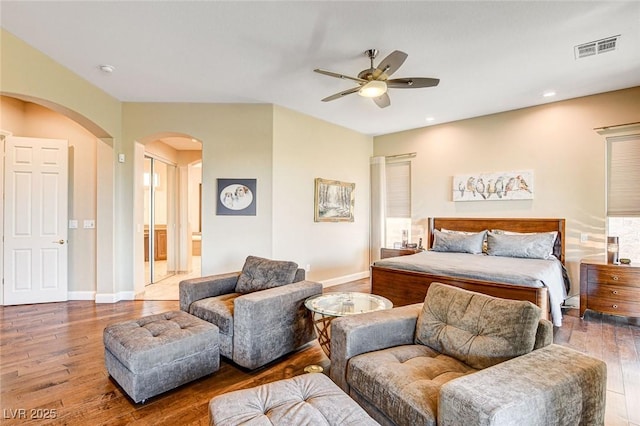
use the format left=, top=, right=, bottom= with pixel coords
left=606, top=130, right=640, bottom=263
left=385, top=160, right=411, bottom=248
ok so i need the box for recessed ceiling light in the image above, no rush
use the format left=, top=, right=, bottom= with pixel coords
left=425, top=117, right=435, bottom=122
left=543, top=91, right=556, bottom=98
left=98, top=64, right=115, bottom=73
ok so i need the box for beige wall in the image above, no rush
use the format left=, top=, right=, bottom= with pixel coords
left=2, top=28, right=120, bottom=300
left=1, top=29, right=121, bottom=139
left=373, top=87, right=640, bottom=296
left=0, top=96, right=98, bottom=296
left=123, top=103, right=275, bottom=281
left=272, top=106, right=373, bottom=284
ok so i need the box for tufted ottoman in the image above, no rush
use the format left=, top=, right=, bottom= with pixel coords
left=209, top=373, right=379, bottom=425
left=104, top=310, right=219, bottom=403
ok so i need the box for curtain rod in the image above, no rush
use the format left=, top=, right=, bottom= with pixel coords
left=593, top=121, right=640, bottom=131
left=385, top=152, right=417, bottom=159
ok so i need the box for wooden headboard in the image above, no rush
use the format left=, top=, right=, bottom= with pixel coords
left=427, top=217, right=566, bottom=264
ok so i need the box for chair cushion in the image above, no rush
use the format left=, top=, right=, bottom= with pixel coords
left=347, top=344, right=476, bottom=426
left=189, top=293, right=239, bottom=335
left=415, top=282, right=541, bottom=369
left=235, top=255, right=298, bottom=294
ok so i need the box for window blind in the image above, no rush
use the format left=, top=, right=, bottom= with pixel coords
left=608, top=134, right=640, bottom=216
left=385, top=160, right=411, bottom=218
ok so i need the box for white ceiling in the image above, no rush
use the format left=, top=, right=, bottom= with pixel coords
left=2, top=1, right=639, bottom=137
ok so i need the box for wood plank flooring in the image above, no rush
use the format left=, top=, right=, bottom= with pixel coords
left=1, top=279, right=639, bottom=425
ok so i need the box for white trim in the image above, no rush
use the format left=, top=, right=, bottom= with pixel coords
left=321, top=271, right=370, bottom=288
left=95, top=291, right=135, bottom=303
left=0, top=131, right=7, bottom=306
left=68, top=291, right=96, bottom=301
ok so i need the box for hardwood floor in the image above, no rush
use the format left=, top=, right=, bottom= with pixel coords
left=1, top=279, right=639, bottom=425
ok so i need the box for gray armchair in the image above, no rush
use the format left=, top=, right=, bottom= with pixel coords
left=180, top=256, right=323, bottom=369
left=330, top=282, right=606, bottom=426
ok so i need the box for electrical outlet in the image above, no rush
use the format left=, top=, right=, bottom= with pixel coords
left=580, top=233, right=588, bottom=243
left=305, top=264, right=311, bottom=272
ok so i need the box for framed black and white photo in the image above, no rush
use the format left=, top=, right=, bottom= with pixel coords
left=217, top=178, right=256, bottom=215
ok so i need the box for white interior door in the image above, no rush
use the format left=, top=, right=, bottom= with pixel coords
left=3, top=136, right=68, bottom=305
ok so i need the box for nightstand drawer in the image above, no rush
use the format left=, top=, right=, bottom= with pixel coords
left=586, top=298, right=640, bottom=317
left=587, top=266, right=640, bottom=287
left=587, top=283, right=640, bottom=302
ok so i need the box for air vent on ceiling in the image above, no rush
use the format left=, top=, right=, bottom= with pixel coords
left=598, top=37, right=618, bottom=54
left=575, top=35, right=620, bottom=59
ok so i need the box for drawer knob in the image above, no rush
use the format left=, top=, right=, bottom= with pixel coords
left=612, top=290, right=618, bottom=295
left=611, top=275, right=619, bottom=281
left=612, top=304, right=618, bottom=309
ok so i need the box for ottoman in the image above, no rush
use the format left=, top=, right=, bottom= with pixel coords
left=104, top=310, right=219, bottom=403
left=209, top=373, right=379, bottom=425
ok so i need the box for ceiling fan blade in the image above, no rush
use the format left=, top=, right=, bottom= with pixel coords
left=387, top=77, right=440, bottom=88
left=321, top=86, right=361, bottom=102
left=372, top=50, right=408, bottom=80
left=373, top=92, right=391, bottom=108
left=314, top=69, right=367, bottom=84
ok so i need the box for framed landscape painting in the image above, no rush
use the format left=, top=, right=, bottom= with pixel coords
left=314, top=178, right=355, bottom=222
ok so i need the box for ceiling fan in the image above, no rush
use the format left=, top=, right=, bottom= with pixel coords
left=314, top=49, right=440, bottom=108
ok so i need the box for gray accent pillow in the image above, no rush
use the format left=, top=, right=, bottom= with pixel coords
left=431, top=229, right=486, bottom=254
left=486, top=231, right=556, bottom=259
left=415, top=282, right=541, bottom=369
left=235, top=256, right=298, bottom=294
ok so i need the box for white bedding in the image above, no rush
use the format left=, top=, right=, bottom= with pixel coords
left=373, top=251, right=568, bottom=326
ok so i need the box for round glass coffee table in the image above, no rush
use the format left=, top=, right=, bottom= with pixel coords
left=304, top=292, right=393, bottom=362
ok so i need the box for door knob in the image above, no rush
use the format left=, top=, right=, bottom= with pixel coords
left=53, top=239, right=65, bottom=245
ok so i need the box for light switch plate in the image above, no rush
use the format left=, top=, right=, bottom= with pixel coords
left=69, top=220, right=78, bottom=229
left=83, top=219, right=95, bottom=229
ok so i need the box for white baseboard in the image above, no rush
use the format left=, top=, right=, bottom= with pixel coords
left=321, top=270, right=370, bottom=288
left=68, top=291, right=96, bottom=301
left=95, top=291, right=135, bottom=303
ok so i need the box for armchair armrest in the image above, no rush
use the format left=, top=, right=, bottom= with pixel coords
left=179, top=272, right=240, bottom=312
left=439, top=344, right=606, bottom=426
left=329, top=304, right=422, bottom=393
left=534, top=318, right=553, bottom=349
left=232, top=280, right=323, bottom=369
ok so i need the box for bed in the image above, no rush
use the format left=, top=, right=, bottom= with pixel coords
left=371, top=217, right=568, bottom=326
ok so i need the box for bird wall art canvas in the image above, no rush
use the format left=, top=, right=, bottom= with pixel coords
left=452, top=170, right=534, bottom=201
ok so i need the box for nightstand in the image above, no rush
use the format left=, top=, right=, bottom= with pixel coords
left=380, top=247, right=423, bottom=259
left=580, top=259, right=640, bottom=318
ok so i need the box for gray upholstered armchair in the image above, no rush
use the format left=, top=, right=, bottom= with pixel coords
left=180, top=256, right=323, bottom=369
left=330, top=282, right=606, bottom=426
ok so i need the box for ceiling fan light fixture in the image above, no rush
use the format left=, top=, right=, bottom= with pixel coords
left=358, top=80, right=387, bottom=98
